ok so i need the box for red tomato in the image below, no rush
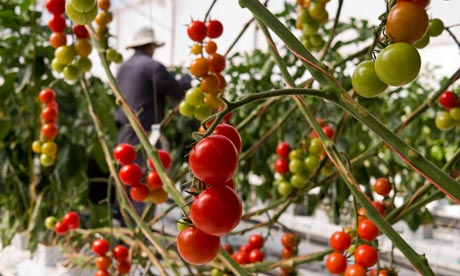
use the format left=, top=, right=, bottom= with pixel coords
left=439, top=90, right=456, bottom=110
left=187, top=20, right=207, bottom=42
left=113, top=143, right=136, bottom=165
left=329, top=231, right=352, bottom=251
left=39, top=88, right=56, bottom=103
left=146, top=170, right=162, bottom=189
left=92, top=238, right=110, bottom=256
left=357, top=219, right=379, bottom=241
left=223, top=243, right=233, bottom=254
left=190, top=185, right=242, bottom=236
left=233, top=251, right=249, bottom=264
left=248, top=248, right=264, bottom=263
left=275, top=158, right=290, bottom=175
left=206, top=20, right=224, bottom=39
left=325, top=252, right=347, bottom=274
left=276, top=142, right=291, bottom=158
left=130, top=184, right=150, bottom=202
left=208, top=53, right=226, bottom=73
left=112, top=245, right=129, bottom=262
left=95, top=270, right=110, bottom=276
left=177, top=226, right=220, bottom=265
left=344, top=264, right=367, bottom=276
left=189, top=135, right=239, bottom=186
left=373, top=177, right=392, bottom=197
left=41, top=123, right=58, bottom=140
left=48, top=14, right=66, bottom=32
left=281, top=233, right=299, bottom=250
left=54, top=221, right=68, bottom=235
left=49, top=32, right=67, bottom=48
left=62, top=211, right=79, bottom=229
left=148, top=149, right=172, bottom=170
left=281, top=247, right=295, bottom=259
left=72, top=25, right=89, bottom=38
left=118, top=164, right=142, bottom=186
left=248, top=233, right=264, bottom=249
left=41, top=106, right=58, bottom=122
left=212, top=123, right=242, bottom=154
left=354, top=244, right=378, bottom=267
left=117, top=261, right=131, bottom=274
left=46, top=0, right=65, bottom=15
left=239, top=244, right=252, bottom=253
left=95, top=256, right=112, bottom=270
left=223, top=178, right=235, bottom=189
left=372, top=201, right=386, bottom=216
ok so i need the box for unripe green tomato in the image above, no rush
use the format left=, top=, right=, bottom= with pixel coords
left=290, top=173, right=309, bottom=189
left=51, top=58, right=66, bottom=73
left=289, top=158, right=305, bottom=174
left=185, top=87, right=205, bottom=106
left=44, top=216, right=58, bottom=230
left=32, top=140, right=42, bottom=153
left=308, top=138, right=323, bottom=155
left=298, top=8, right=314, bottom=24
left=308, top=2, right=326, bottom=22
left=435, top=111, right=455, bottom=131
left=41, top=141, right=57, bottom=157
left=211, top=268, right=222, bottom=276
left=105, top=48, right=118, bottom=61
left=194, top=104, right=212, bottom=121
left=277, top=180, right=294, bottom=196
left=69, top=0, right=96, bottom=12
left=176, top=218, right=189, bottom=232
left=429, top=145, right=444, bottom=162
left=304, top=154, right=320, bottom=171
left=288, top=149, right=303, bottom=160
left=302, top=22, right=319, bottom=36
left=178, top=101, right=195, bottom=117
left=428, top=18, right=444, bottom=37
left=40, top=154, right=55, bottom=167
left=65, top=0, right=98, bottom=25
left=63, top=65, right=80, bottom=81
left=320, top=165, right=335, bottom=176
left=414, top=33, right=430, bottom=49
left=76, top=56, right=92, bottom=73
left=114, top=53, right=124, bottom=64
left=351, top=60, right=388, bottom=98
left=448, top=107, right=460, bottom=120
left=309, top=34, right=325, bottom=49
left=55, top=46, right=76, bottom=65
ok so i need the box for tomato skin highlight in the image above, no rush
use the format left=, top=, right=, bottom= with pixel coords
left=177, top=226, right=221, bottom=265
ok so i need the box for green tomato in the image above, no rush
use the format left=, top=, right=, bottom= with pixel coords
left=44, top=216, right=58, bottom=230
left=374, top=43, right=421, bottom=86
left=449, top=107, right=460, bottom=121
left=40, top=154, right=55, bottom=167
left=288, top=149, right=303, bottom=160
left=114, top=53, right=123, bottom=64
left=304, top=155, right=320, bottom=172
left=429, top=145, right=444, bottom=162
left=176, top=218, right=189, bottom=232
left=290, top=173, right=309, bottom=189
left=105, top=48, right=118, bottom=61
left=414, top=32, right=430, bottom=49
left=51, top=58, right=65, bottom=72
left=41, top=141, right=57, bottom=157
left=63, top=65, right=80, bottom=81
left=75, top=57, right=92, bottom=73
left=302, top=22, right=319, bottom=36
left=289, top=158, right=305, bottom=174
left=308, top=2, right=326, bottom=22
left=435, top=111, right=455, bottom=131
left=308, top=138, right=323, bottom=155
left=428, top=18, right=444, bottom=37
left=309, top=34, right=325, bottom=49
left=69, top=0, right=96, bottom=12
left=55, top=46, right=76, bottom=65
left=65, top=0, right=98, bottom=25
left=193, top=104, right=211, bottom=121
left=297, top=8, right=314, bottom=24
left=277, top=180, right=293, bottom=196
left=211, top=268, right=222, bottom=276
left=185, top=87, right=204, bottom=106
left=178, top=101, right=195, bottom=117
left=352, top=60, right=388, bottom=98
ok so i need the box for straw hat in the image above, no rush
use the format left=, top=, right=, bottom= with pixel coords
left=125, top=26, right=165, bottom=49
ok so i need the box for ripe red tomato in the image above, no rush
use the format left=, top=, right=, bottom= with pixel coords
left=95, top=256, right=112, bottom=270
left=223, top=243, right=233, bottom=254
left=187, top=20, right=207, bottom=42
left=146, top=170, right=162, bottom=189
left=72, top=25, right=89, bottom=38
left=344, top=264, right=367, bottom=276
left=117, top=261, right=131, bottom=274
left=276, top=142, right=291, bottom=158
left=281, top=233, right=299, bottom=250
left=41, top=106, right=59, bottom=122
left=357, top=219, right=379, bottom=241
left=239, top=244, right=252, bottom=253
left=275, top=158, right=290, bottom=175
left=112, top=245, right=129, bottom=262
left=130, top=184, right=150, bottom=202
left=118, top=164, right=142, bottom=186
left=248, top=233, right=264, bottom=249
left=325, top=252, right=347, bottom=274
left=41, top=123, right=58, bottom=140
left=372, top=201, right=386, bottom=216
left=46, top=0, right=65, bottom=15
left=354, top=244, right=378, bottom=267
left=373, top=177, right=392, bottom=197
left=54, top=221, right=68, bottom=235
left=233, top=251, right=249, bottom=264
left=113, top=143, right=136, bottom=165
left=92, top=238, right=110, bottom=256
left=148, top=149, right=172, bottom=170
left=95, top=270, right=110, bottom=276
left=206, top=20, right=224, bottom=39
left=208, top=53, right=226, bottom=73
left=385, top=2, right=428, bottom=43
left=189, top=135, right=239, bottom=186
left=177, top=226, right=220, bottom=265
left=248, top=248, right=264, bottom=263
left=39, top=88, right=56, bottom=103
left=190, top=185, right=242, bottom=236
left=439, top=90, right=457, bottom=110
left=281, top=247, right=295, bottom=259
left=62, top=211, right=80, bottom=229
left=48, top=14, right=66, bottom=32
left=329, top=231, right=352, bottom=251
left=212, top=123, right=242, bottom=154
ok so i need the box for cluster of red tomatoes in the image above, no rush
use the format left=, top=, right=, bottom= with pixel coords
left=279, top=232, right=300, bottom=275
left=176, top=123, right=242, bottom=265
left=295, top=0, right=330, bottom=51
left=92, top=238, right=131, bottom=276
left=44, top=211, right=80, bottom=235
left=351, top=0, right=435, bottom=98
left=274, top=122, right=334, bottom=196
left=230, top=233, right=265, bottom=265
left=179, top=19, right=227, bottom=121
left=31, top=88, right=59, bottom=167
left=435, top=90, right=460, bottom=131
left=113, top=143, right=171, bottom=204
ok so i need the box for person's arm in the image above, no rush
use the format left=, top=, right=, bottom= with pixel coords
left=154, top=62, right=191, bottom=100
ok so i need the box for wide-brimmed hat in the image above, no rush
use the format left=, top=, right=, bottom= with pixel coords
left=125, top=27, right=165, bottom=49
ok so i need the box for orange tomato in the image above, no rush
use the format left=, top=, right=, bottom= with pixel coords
left=50, top=32, right=67, bottom=48
left=385, top=2, right=428, bottom=43
left=190, top=57, right=209, bottom=78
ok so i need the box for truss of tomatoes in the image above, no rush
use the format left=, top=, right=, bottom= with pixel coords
left=45, top=211, right=80, bottom=235
left=295, top=0, right=331, bottom=52
left=92, top=238, right=131, bottom=275
left=435, top=90, right=460, bottom=131
left=176, top=123, right=243, bottom=265
left=279, top=232, right=300, bottom=274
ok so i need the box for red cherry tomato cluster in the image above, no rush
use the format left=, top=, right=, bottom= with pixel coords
left=231, top=233, right=265, bottom=265
left=179, top=19, right=228, bottom=121
left=113, top=143, right=171, bottom=204
left=435, top=90, right=460, bottom=131
left=31, top=88, right=59, bottom=167
left=274, top=122, right=334, bottom=196
left=45, top=211, right=80, bottom=235
left=295, top=0, right=331, bottom=51
left=92, top=238, right=131, bottom=275
left=177, top=124, right=242, bottom=265
left=279, top=232, right=300, bottom=275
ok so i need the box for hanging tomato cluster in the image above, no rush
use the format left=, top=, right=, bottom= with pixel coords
left=44, top=211, right=80, bottom=235
left=176, top=123, right=243, bottom=265
left=435, top=90, right=460, bottom=131
left=179, top=19, right=228, bottom=121
left=92, top=238, right=131, bottom=276
left=295, top=0, right=331, bottom=51
left=279, top=232, right=300, bottom=275
left=232, top=233, right=265, bottom=265
left=113, top=143, right=171, bottom=204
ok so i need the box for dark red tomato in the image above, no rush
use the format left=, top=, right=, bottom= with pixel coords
left=281, top=247, right=295, bottom=259
left=187, top=20, right=207, bottom=42
left=233, top=251, right=249, bottom=264
left=354, top=244, right=378, bottom=267
left=148, top=149, right=171, bottom=170
left=177, top=226, right=220, bottom=265
left=372, top=201, right=386, bottom=216
left=281, top=233, right=299, bottom=250
left=373, top=177, right=392, bottom=197
left=118, top=164, right=142, bottom=186
left=321, top=126, right=335, bottom=139
left=41, top=123, right=58, bottom=140
left=275, top=158, right=289, bottom=175
left=357, top=219, right=379, bottom=241
left=117, top=261, right=131, bottom=274
left=329, top=231, right=352, bottom=251
left=439, top=90, right=456, bottom=110
left=62, top=211, right=80, bottom=229
left=223, top=178, right=235, bottom=189
left=208, top=53, right=226, bottom=73
left=397, top=0, right=430, bottom=7
left=130, top=184, right=150, bottom=202
left=72, top=25, right=89, bottom=38
left=113, top=143, right=136, bottom=165
left=325, top=252, right=347, bottom=274
left=48, top=14, right=66, bottom=32
left=239, top=244, right=252, bottom=253
left=206, top=20, right=223, bottom=39
left=276, top=142, right=291, bottom=158
left=46, top=0, right=65, bottom=14
left=189, top=135, right=238, bottom=186
left=213, top=123, right=242, bottom=154
left=223, top=243, right=233, bottom=254
left=248, top=248, right=264, bottom=263
left=113, top=245, right=129, bottom=262
left=39, top=88, right=56, bottom=103
left=92, top=238, right=110, bottom=256
left=95, top=270, right=110, bottom=276
left=344, top=264, right=367, bottom=276
left=41, top=106, right=58, bottom=122
left=146, top=170, right=162, bottom=189
left=54, top=221, right=68, bottom=235
left=95, top=256, right=112, bottom=270
left=190, top=185, right=242, bottom=236
left=248, top=233, right=264, bottom=249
